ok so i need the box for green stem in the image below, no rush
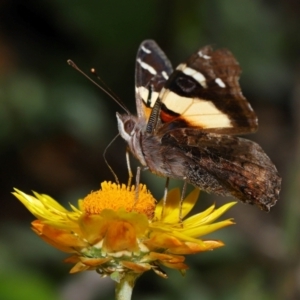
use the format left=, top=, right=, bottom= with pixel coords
left=115, top=272, right=140, bottom=300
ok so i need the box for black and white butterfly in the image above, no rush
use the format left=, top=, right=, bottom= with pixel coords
left=116, top=40, right=281, bottom=211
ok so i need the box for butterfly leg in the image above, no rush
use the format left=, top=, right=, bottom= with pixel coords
left=132, top=166, right=141, bottom=211
left=103, top=134, right=120, bottom=184
left=179, top=181, right=188, bottom=223
left=135, top=166, right=141, bottom=201
left=133, top=166, right=153, bottom=210
left=126, top=147, right=133, bottom=186
left=160, top=177, right=170, bottom=219
left=126, top=148, right=141, bottom=211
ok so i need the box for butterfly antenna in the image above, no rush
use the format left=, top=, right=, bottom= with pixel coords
left=90, top=67, right=128, bottom=112
left=67, top=59, right=130, bottom=114
left=103, top=133, right=120, bottom=184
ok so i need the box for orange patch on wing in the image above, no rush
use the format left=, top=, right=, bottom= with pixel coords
left=160, top=110, right=177, bottom=123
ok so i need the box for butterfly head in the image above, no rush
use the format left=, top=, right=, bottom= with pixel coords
left=116, top=113, right=138, bottom=141
left=116, top=112, right=148, bottom=166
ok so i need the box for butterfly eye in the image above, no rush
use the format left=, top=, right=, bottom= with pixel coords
left=124, top=119, right=135, bottom=135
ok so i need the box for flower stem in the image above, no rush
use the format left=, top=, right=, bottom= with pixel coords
left=115, top=272, right=140, bottom=300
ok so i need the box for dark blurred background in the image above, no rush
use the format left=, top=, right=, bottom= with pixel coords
left=1, top=0, right=299, bottom=299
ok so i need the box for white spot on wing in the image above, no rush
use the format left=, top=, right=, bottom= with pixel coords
left=198, top=51, right=211, bottom=60
left=137, top=58, right=157, bottom=75
left=141, top=45, right=151, bottom=54
left=181, top=66, right=207, bottom=88
left=176, top=63, right=186, bottom=71
left=161, top=71, right=168, bottom=80
left=160, top=87, right=166, bottom=95
left=247, top=102, right=254, bottom=111
left=215, top=78, right=226, bottom=88
left=137, top=86, right=159, bottom=107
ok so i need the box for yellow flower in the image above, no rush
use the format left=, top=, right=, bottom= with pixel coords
left=12, top=182, right=235, bottom=278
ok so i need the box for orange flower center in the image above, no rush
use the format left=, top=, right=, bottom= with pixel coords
left=82, top=182, right=156, bottom=219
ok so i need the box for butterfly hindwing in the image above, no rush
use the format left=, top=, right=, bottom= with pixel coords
left=160, top=128, right=280, bottom=211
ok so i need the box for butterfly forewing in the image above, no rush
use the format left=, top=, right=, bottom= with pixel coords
left=135, top=40, right=173, bottom=120
left=159, top=46, right=258, bottom=134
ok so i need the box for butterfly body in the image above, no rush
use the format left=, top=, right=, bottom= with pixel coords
left=117, top=40, right=281, bottom=211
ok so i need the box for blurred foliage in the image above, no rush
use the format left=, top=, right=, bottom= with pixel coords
left=0, top=0, right=300, bottom=299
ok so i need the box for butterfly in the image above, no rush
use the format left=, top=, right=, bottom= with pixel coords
left=116, top=40, right=281, bottom=211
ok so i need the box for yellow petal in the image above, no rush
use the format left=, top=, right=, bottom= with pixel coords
left=148, top=252, right=185, bottom=263
left=180, top=189, right=200, bottom=219
left=145, top=232, right=183, bottom=250
left=155, top=189, right=200, bottom=224
left=79, top=214, right=107, bottom=244
left=201, top=240, right=225, bottom=249
left=183, top=204, right=216, bottom=226
left=168, top=240, right=224, bottom=254
left=31, top=220, right=88, bottom=252
left=13, top=189, right=48, bottom=219
left=161, top=261, right=189, bottom=270
left=64, top=255, right=80, bottom=264
left=32, top=191, right=69, bottom=212
left=155, top=188, right=181, bottom=221
left=121, top=261, right=151, bottom=273
left=69, top=262, right=90, bottom=273
left=103, top=220, right=139, bottom=253
left=181, top=219, right=235, bottom=237
left=183, top=202, right=236, bottom=227
left=13, top=189, right=81, bottom=229
left=79, top=257, right=112, bottom=267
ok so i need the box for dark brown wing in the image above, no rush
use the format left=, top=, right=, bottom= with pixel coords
left=162, top=128, right=281, bottom=211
